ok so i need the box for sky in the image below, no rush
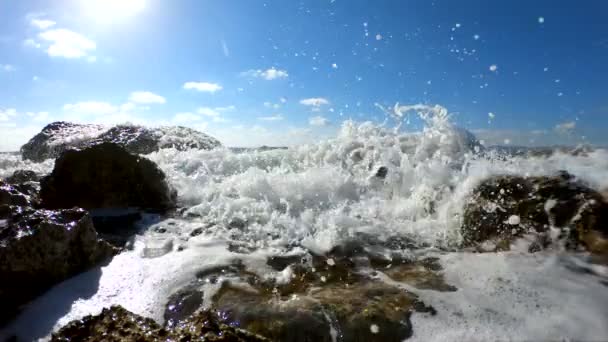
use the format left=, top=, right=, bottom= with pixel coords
left=1, top=0, right=608, bottom=151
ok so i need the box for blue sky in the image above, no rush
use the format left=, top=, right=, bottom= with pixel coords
left=1, top=0, right=607, bottom=150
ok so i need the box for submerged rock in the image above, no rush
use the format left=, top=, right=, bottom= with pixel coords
left=52, top=305, right=268, bottom=341
left=462, top=171, right=608, bottom=253
left=0, top=205, right=116, bottom=323
left=165, top=240, right=449, bottom=342
left=21, top=121, right=222, bottom=162
left=40, top=143, right=176, bottom=212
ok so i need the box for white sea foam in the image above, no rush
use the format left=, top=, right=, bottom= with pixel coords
left=2, top=105, right=608, bottom=341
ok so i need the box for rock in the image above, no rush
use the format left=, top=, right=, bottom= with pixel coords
left=211, top=278, right=434, bottom=342
left=6, top=170, right=40, bottom=184
left=21, top=122, right=222, bottom=162
left=0, top=205, right=117, bottom=323
left=374, top=166, right=388, bottom=179
left=0, top=180, right=30, bottom=206
left=20, top=122, right=107, bottom=162
left=462, top=171, right=608, bottom=253
left=40, top=143, right=176, bottom=212
left=51, top=305, right=269, bottom=341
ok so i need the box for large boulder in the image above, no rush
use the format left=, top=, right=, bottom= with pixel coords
left=51, top=305, right=268, bottom=342
left=0, top=205, right=117, bottom=323
left=40, top=143, right=177, bottom=212
left=21, top=122, right=222, bottom=162
left=462, top=171, right=608, bottom=253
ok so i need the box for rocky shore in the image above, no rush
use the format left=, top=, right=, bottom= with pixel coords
left=1, top=122, right=607, bottom=341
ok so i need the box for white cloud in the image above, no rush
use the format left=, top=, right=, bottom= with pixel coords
left=197, top=107, right=220, bottom=117
left=264, top=102, right=281, bottom=109
left=0, top=108, right=17, bottom=121
left=172, top=112, right=202, bottom=124
left=63, top=101, right=117, bottom=115
left=183, top=82, right=222, bottom=93
left=38, top=28, right=96, bottom=58
left=258, top=114, right=284, bottom=121
left=31, top=19, right=56, bottom=29
left=309, top=115, right=329, bottom=126
left=128, top=91, right=166, bottom=104
left=242, top=68, right=289, bottom=80
left=1, top=64, right=16, bottom=72
left=554, top=121, right=576, bottom=134
left=24, top=39, right=41, bottom=48
left=301, top=98, right=330, bottom=112
left=300, top=97, right=330, bottom=110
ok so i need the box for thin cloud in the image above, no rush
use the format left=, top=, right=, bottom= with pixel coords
left=1, top=64, right=16, bottom=72
left=183, top=82, right=223, bottom=93
left=258, top=114, right=284, bottom=121
left=242, top=68, right=289, bottom=80
left=197, top=107, right=220, bottom=117
left=0, top=108, right=18, bottom=122
left=31, top=19, right=56, bottom=29
left=309, top=115, right=329, bottom=126
left=128, top=91, right=166, bottom=104
left=63, top=101, right=117, bottom=115
left=554, top=121, right=576, bottom=134
left=173, top=112, right=202, bottom=124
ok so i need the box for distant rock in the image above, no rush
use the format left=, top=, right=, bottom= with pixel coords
left=40, top=143, right=177, bottom=212
left=51, top=305, right=268, bottom=342
left=20, top=121, right=222, bottom=162
left=6, top=170, right=40, bottom=184
left=462, top=171, right=608, bottom=253
left=0, top=205, right=116, bottom=323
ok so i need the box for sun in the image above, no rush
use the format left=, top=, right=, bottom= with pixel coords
left=81, top=0, right=146, bottom=23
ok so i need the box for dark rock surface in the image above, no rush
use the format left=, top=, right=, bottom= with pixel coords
left=462, top=171, right=608, bottom=253
left=0, top=180, right=30, bottom=207
left=0, top=205, right=117, bottom=323
left=40, top=143, right=176, bottom=212
left=21, top=122, right=222, bottom=162
left=51, top=305, right=268, bottom=342
left=6, top=170, right=40, bottom=184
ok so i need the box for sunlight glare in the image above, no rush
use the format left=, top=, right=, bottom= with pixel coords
left=82, top=0, right=146, bottom=23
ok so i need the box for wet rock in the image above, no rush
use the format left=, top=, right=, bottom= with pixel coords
left=0, top=180, right=30, bottom=206
left=40, top=143, right=176, bottom=212
left=374, top=166, right=388, bottom=179
left=164, top=288, right=204, bottom=328
left=6, top=170, right=40, bottom=184
left=20, top=122, right=106, bottom=162
left=462, top=172, right=608, bottom=253
left=382, top=259, right=457, bottom=292
left=212, top=279, right=433, bottom=342
left=21, top=121, right=222, bottom=162
left=189, top=247, right=443, bottom=341
left=52, top=305, right=268, bottom=341
left=0, top=205, right=117, bottom=323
